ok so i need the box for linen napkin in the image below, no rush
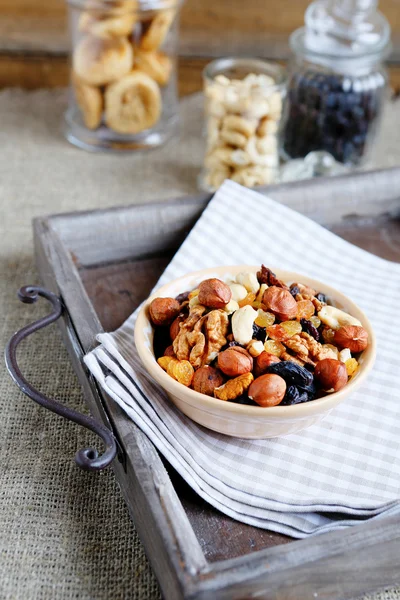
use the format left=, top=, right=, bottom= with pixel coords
left=85, top=180, right=400, bottom=538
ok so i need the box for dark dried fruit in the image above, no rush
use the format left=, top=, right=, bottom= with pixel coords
left=252, top=323, right=267, bottom=342
left=300, top=318, right=320, bottom=342
left=175, top=290, right=190, bottom=304
left=290, top=285, right=301, bottom=298
left=257, top=265, right=288, bottom=288
left=281, top=385, right=309, bottom=405
left=266, top=361, right=314, bottom=391
left=228, top=341, right=242, bottom=348
left=315, top=292, right=327, bottom=304
left=233, top=395, right=258, bottom=406
left=281, top=69, right=386, bottom=165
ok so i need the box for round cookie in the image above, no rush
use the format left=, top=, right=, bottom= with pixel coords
left=105, top=71, right=162, bottom=134
left=72, top=73, right=103, bottom=129
left=73, top=36, right=133, bottom=86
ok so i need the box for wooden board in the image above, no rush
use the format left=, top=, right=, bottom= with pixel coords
left=33, top=168, right=400, bottom=599
left=1, top=0, right=400, bottom=90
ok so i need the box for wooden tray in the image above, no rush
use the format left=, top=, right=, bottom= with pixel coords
left=32, top=169, right=400, bottom=600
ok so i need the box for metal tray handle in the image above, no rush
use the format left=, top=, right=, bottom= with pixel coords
left=5, top=286, right=117, bottom=471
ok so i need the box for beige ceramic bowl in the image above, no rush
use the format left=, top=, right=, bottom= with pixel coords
left=134, top=266, right=376, bottom=438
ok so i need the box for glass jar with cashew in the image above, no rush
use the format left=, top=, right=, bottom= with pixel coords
left=199, top=58, right=287, bottom=191
left=65, top=0, right=182, bottom=152
left=149, top=265, right=370, bottom=407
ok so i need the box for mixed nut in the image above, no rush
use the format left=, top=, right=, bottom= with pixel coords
left=202, top=72, right=284, bottom=190
left=149, top=266, right=369, bottom=407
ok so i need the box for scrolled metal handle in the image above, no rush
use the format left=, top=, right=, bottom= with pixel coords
left=5, top=286, right=117, bottom=471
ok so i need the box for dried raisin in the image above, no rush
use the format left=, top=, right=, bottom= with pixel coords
left=266, top=361, right=314, bottom=391
left=296, top=300, right=315, bottom=320
left=264, top=340, right=285, bottom=357
left=281, top=320, right=302, bottom=337
left=300, top=318, right=320, bottom=341
left=252, top=323, right=267, bottom=343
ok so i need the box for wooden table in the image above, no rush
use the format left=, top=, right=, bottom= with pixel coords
left=1, top=0, right=400, bottom=95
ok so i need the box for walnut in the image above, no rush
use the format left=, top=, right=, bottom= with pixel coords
left=203, top=310, right=229, bottom=364
left=284, top=335, right=310, bottom=362
left=281, top=351, right=307, bottom=367
left=214, top=373, right=254, bottom=401
left=187, top=331, right=206, bottom=368
left=312, top=297, right=325, bottom=312
left=300, top=332, right=337, bottom=361
left=172, top=307, right=228, bottom=368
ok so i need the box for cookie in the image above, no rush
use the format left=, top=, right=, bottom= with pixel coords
left=73, top=36, right=134, bottom=85
left=135, top=50, right=172, bottom=86
left=140, top=9, right=175, bottom=51
left=72, top=73, right=103, bottom=129
left=78, top=11, right=137, bottom=38
left=105, top=71, right=162, bottom=134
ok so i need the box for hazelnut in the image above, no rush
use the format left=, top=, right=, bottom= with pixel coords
left=149, top=297, right=180, bottom=326
left=164, top=345, right=176, bottom=357
left=217, top=346, right=253, bottom=377
left=314, top=358, right=348, bottom=393
left=198, top=278, right=232, bottom=309
left=192, top=366, right=225, bottom=396
left=263, top=286, right=297, bottom=321
left=254, top=352, right=280, bottom=377
left=248, top=374, right=286, bottom=407
left=170, top=314, right=185, bottom=341
left=334, top=325, right=368, bottom=353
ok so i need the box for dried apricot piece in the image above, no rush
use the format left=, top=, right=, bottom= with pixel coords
left=170, top=360, right=194, bottom=386
left=238, top=292, right=256, bottom=307
left=158, top=356, right=177, bottom=371
left=296, top=300, right=315, bottom=320
left=214, top=372, right=254, bottom=401
left=264, top=339, right=285, bottom=357
left=280, top=320, right=302, bottom=337
left=345, top=358, right=359, bottom=377
left=255, top=309, right=275, bottom=328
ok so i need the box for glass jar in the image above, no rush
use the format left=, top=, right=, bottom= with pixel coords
left=199, top=58, right=287, bottom=191
left=280, top=0, right=391, bottom=166
left=65, top=0, right=182, bottom=152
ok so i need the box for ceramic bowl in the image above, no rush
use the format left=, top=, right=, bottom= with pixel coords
left=134, top=266, right=376, bottom=438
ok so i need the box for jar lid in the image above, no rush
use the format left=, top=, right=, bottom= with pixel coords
left=291, top=0, right=391, bottom=67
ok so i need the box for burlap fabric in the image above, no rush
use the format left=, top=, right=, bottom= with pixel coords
left=0, top=89, right=399, bottom=600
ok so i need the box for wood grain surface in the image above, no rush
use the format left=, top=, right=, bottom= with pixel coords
left=0, top=0, right=400, bottom=91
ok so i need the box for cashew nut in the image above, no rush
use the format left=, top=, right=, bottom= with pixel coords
left=318, top=305, right=362, bottom=330
left=232, top=305, right=257, bottom=345
left=339, top=348, right=352, bottom=363
left=223, top=299, right=240, bottom=315
left=228, top=283, right=248, bottom=302
left=236, top=272, right=260, bottom=294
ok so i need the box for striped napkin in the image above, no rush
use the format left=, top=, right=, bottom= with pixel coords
left=84, top=180, right=400, bottom=538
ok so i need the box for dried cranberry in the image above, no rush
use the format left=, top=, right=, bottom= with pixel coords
left=300, top=318, right=320, bottom=342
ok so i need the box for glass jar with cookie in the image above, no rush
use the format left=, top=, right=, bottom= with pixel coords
left=65, top=0, right=182, bottom=152
left=199, top=58, right=287, bottom=191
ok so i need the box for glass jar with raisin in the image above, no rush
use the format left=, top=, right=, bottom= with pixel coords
left=280, top=0, right=391, bottom=166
